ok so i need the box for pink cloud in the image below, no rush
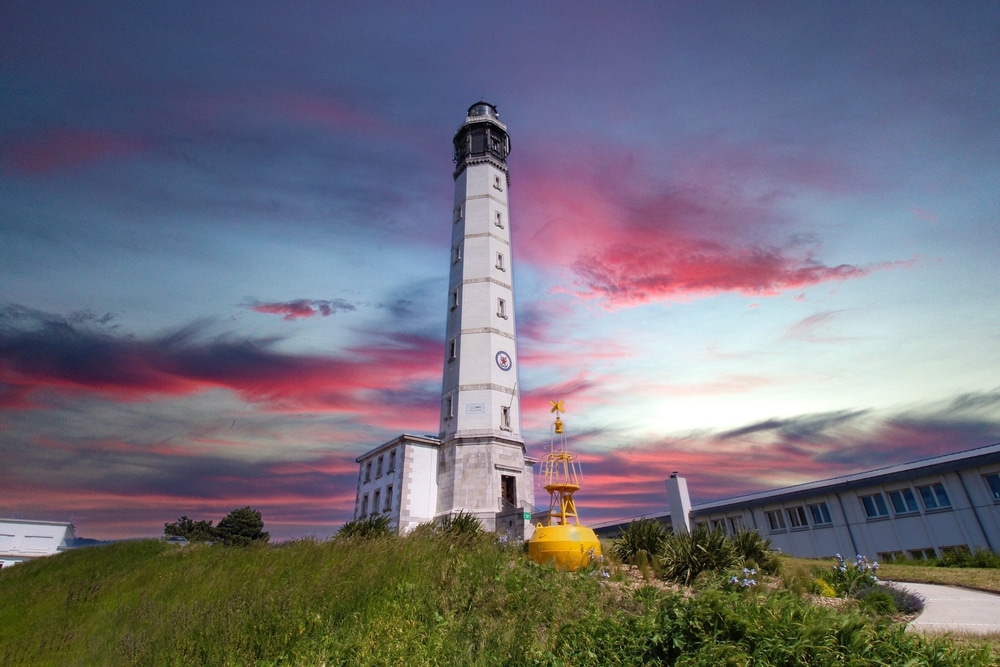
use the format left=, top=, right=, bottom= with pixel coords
left=250, top=298, right=356, bottom=320
left=513, top=143, right=903, bottom=308
left=2, top=128, right=145, bottom=175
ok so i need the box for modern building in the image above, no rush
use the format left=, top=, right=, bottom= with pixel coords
left=0, top=518, right=77, bottom=567
left=353, top=102, right=536, bottom=537
left=595, top=442, right=1000, bottom=561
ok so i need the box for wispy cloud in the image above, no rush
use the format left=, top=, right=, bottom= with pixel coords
left=1, top=128, right=146, bottom=175
left=248, top=298, right=357, bottom=320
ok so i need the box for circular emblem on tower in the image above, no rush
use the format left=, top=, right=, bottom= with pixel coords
left=495, top=350, right=513, bottom=371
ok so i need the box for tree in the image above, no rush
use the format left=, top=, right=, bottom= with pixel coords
left=164, top=515, right=216, bottom=542
left=215, top=506, right=269, bottom=546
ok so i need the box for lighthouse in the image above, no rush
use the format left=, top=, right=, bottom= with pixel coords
left=352, top=102, right=535, bottom=538
left=436, top=101, right=535, bottom=534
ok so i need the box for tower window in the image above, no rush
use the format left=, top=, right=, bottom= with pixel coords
left=450, top=288, right=459, bottom=310
left=495, top=252, right=505, bottom=271
left=454, top=204, right=463, bottom=223
left=443, top=396, right=454, bottom=420
left=497, top=298, right=507, bottom=319
left=500, top=405, right=511, bottom=431
left=453, top=243, right=462, bottom=264
left=493, top=175, right=503, bottom=190
left=494, top=211, right=504, bottom=228
left=448, top=339, right=457, bottom=361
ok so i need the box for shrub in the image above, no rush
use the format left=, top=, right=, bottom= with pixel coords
left=214, top=506, right=269, bottom=546
left=439, top=511, right=484, bottom=538
left=878, top=584, right=925, bottom=615
left=812, top=578, right=837, bottom=598
left=823, top=554, right=879, bottom=596
left=608, top=518, right=667, bottom=565
left=939, top=547, right=1000, bottom=569
left=730, top=529, right=778, bottom=574
left=659, top=526, right=738, bottom=585
left=336, top=513, right=393, bottom=539
left=854, top=587, right=897, bottom=616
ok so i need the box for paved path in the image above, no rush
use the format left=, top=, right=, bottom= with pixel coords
left=895, top=582, right=1000, bottom=635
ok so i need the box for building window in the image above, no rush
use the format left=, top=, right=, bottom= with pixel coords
left=448, top=339, right=457, bottom=361
left=878, top=550, right=904, bottom=563
left=765, top=509, right=786, bottom=532
left=443, top=396, right=454, bottom=420
left=495, top=252, right=505, bottom=271
left=861, top=493, right=890, bottom=519
left=497, top=298, right=507, bottom=319
left=384, top=485, right=393, bottom=511
left=711, top=518, right=726, bottom=533
left=450, top=288, right=459, bottom=310
left=376, top=455, right=383, bottom=479
left=493, top=175, right=502, bottom=190
left=453, top=243, right=462, bottom=264
left=985, top=473, right=1000, bottom=501
left=454, top=204, right=463, bottom=223
left=786, top=506, right=808, bottom=529
left=808, top=502, right=832, bottom=525
left=727, top=515, right=745, bottom=534
left=908, top=548, right=936, bottom=560
left=917, top=483, right=951, bottom=510
left=888, top=488, right=919, bottom=514
left=364, top=461, right=372, bottom=483
left=387, top=450, right=396, bottom=473
left=494, top=211, right=504, bottom=228
left=360, top=494, right=369, bottom=517
left=373, top=489, right=381, bottom=514
left=500, top=405, right=511, bottom=431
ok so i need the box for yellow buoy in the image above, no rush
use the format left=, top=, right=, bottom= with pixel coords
left=528, top=400, right=602, bottom=571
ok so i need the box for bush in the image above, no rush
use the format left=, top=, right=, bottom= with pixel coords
left=439, top=511, right=484, bottom=538
left=608, top=518, right=667, bottom=565
left=822, top=554, right=879, bottom=596
left=215, top=506, right=270, bottom=546
left=939, top=547, right=1000, bottom=569
left=336, top=513, right=393, bottom=539
left=730, top=529, right=778, bottom=574
left=854, top=587, right=897, bottom=616
left=659, top=527, right=738, bottom=585
left=878, top=584, right=925, bottom=615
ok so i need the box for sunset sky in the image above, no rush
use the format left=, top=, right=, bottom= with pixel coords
left=2, top=2, right=998, bottom=540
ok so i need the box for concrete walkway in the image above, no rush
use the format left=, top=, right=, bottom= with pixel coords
left=894, top=582, right=1000, bottom=635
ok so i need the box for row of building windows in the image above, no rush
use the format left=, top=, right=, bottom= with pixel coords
left=359, top=484, right=394, bottom=517
left=362, top=449, right=397, bottom=484
left=764, top=501, right=833, bottom=532
left=449, top=288, right=510, bottom=313
left=859, top=482, right=951, bottom=519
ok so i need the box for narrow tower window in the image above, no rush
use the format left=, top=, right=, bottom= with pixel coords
left=495, top=252, right=505, bottom=271
left=443, top=396, right=454, bottom=420
left=453, top=243, right=462, bottom=264
left=493, top=175, right=503, bottom=190
left=450, top=288, right=459, bottom=310
left=448, top=339, right=457, bottom=361
left=454, top=204, right=463, bottom=223
left=494, top=211, right=504, bottom=228
left=500, top=405, right=511, bottom=431
left=497, top=298, right=507, bottom=319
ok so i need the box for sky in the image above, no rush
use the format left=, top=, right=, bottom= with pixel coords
left=2, top=2, right=998, bottom=540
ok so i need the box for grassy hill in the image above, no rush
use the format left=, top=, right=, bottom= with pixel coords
left=0, top=534, right=995, bottom=666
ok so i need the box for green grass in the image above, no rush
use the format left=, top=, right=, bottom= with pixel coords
left=779, top=555, right=1000, bottom=594
left=0, top=537, right=996, bottom=666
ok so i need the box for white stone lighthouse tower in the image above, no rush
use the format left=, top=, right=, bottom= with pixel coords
left=352, top=102, right=535, bottom=538
left=436, top=101, right=535, bottom=534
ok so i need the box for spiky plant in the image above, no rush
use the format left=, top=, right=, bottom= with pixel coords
left=659, top=526, right=738, bottom=585
left=335, top=513, right=393, bottom=540
left=730, top=529, right=778, bottom=574
left=439, top=511, right=484, bottom=538
left=608, top=518, right=667, bottom=565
